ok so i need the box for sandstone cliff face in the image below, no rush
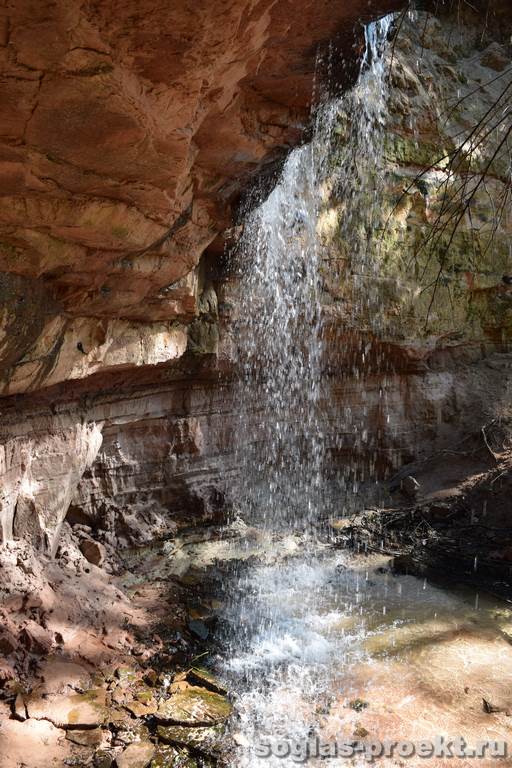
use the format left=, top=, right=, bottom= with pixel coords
left=321, top=10, right=512, bottom=349
left=0, top=422, right=103, bottom=554
left=0, top=0, right=398, bottom=395
left=317, top=8, right=512, bottom=502
left=0, top=364, right=234, bottom=553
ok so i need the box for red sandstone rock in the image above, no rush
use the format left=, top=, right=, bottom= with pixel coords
left=80, top=538, right=106, bottom=566
left=0, top=0, right=398, bottom=395
left=19, top=621, right=53, bottom=655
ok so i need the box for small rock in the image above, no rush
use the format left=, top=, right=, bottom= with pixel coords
left=330, top=518, right=353, bottom=532
left=113, top=722, right=150, bottom=746
left=480, top=42, right=509, bottom=71
left=401, top=475, right=420, bottom=499
left=80, top=539, right=106, bottom=566
left=188, top=619, right=209, bottom=640
left=20, top=621, right=53, bottom=655
left=232, top=732, right=250, bottom=748
left=349, top=698, right=369, bottom=712
left=3, top=593, right=24, bottom=612
left=112, top=687, right=128, bottom=705
left=66, top=728, right=103, bottom=747
left=116, top=666, right=138, bottom=683
left=186, top=667, right=227, bottom=695
left=134, top=685, right=156, bottom=704
left=150, top=746, right=191, bottom=768
left=25, top=592, right=43, bottom=610
left=124, top=699, right=158, bottom=717
left=482, top=697, right=510, bottom=715
left=143, top=669, right=158, bottom=687
left=93, top=750, right=114, bottom=768
left=0, top=629, right=18, bottom=655
left=155, top=685, right=232, bottom=726
left=0, top=660, right=16, bottom=684
left=107, top=706, right=132, bottom=730
left=116, top=741, right=155, bottom=768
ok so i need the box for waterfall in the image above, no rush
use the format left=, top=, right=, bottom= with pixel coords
left=218, top=15, right=395, bottom=766
left=232, top=14, right=392, bottom=529
left=232, top=124, right=327, bottom=529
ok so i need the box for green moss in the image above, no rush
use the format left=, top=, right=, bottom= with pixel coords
left=384, top=134, right=452, bottom=168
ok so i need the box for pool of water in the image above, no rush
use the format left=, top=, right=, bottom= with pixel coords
left=214, top=533, right=512, bottom=767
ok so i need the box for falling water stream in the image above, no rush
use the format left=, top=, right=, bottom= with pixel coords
left=212, top=14, right=512, bottom=768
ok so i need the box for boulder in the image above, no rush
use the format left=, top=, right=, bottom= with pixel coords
left=37, top=659, right=92, bottom=694
left=19, top=621, right=53, bottom=655
left=0, top=718, right=69, bottom=768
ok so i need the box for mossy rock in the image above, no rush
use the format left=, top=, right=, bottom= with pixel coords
left=187, top=319, right=219, bottom=355
left=156, top=724, right=225, bottom=756
left=155, top=686, right=232, bottom=726
left=116, top=666, right=139, bottom=683
left=186, top=667, right=227, bottom=695
left=151, top=745, right=197, bottom=768
left=384, top=134, right=452, bottom=168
